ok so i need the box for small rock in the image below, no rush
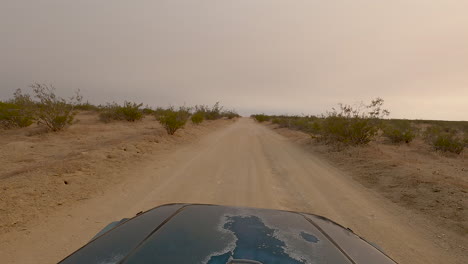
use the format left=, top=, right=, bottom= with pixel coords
left=63, top=180, right=68, bottom=185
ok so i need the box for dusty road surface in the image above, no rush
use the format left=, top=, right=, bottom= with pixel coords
left=0, top=118, right=465, bottom=263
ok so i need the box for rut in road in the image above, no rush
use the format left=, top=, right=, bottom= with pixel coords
left=1, top=118, right=463, bottom=264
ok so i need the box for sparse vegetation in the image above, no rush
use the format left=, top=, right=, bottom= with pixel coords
left=432, top=134, right=464, bottom=154
left=31, top=83, right=82, bottom=131
left=222, top=110, right=241, bottom=119
left=191, top=111, right=204, bottom=124
left=156, top=107, right=190, bottom=135
left=319, top=98, right=389, bottom=145
left=99, top=101, right=143, bottom=123
left=0, top=89, right=35, bottom=129
left=204, top=102, right=223, bottom=120
left=382, top=120, right=417, bottom=144
left=74, top=101, right=100, bottom=111
left=252, top=114, right=270, bottom=122
left=423, top=125, right=465, bottom=154
left=252, top=98, right=467, bottom=155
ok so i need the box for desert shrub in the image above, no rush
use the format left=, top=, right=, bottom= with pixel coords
left=252, top=114, right=270, bottom=122
left=289, top=117, right=320, bottom=133
left=320, top=98, right=389, bottom=145
left=0, top=89, right=35, bottom=129
left=153, top=107, right=170, bottom=118
left=31, top=83, right=82, bottom=131
left=74, top=101, right=99, bottom=111
left=275, top=117, right=292, bottom=128
left=309, top=121, right=321, bottom=134
left=99, top=101, right=143, bottom=122
left=222, top=110, right=240, bottom=119
left=0, top=102, right=34, bottom=128
left=432, top=134, right=464, bottom=154
left=382, top=120, right=416, bottom=144
left=157, top=107, right=190, bottom=135
left=205, top=102, right=223, bottom=120
left=142, top=107, right=155, bottom=115
left=424, top=125, right=465, bottom=154
left=191, top=111, right=204, bottom=124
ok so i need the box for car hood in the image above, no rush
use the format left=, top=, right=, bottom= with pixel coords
left=60, top=204, right=396, bottom=264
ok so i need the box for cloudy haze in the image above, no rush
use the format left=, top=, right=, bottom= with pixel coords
left=1, top=0, right=467, bottom=120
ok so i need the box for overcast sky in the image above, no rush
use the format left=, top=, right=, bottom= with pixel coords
left=1, top=0, right=467, bottom=120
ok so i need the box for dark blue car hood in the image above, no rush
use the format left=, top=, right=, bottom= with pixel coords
left=60, top=204, right=396, bottom=264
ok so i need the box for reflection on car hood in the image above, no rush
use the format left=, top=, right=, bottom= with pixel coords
left=59, top=204, right=396, bottom=264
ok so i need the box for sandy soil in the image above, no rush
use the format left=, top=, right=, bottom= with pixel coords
left=0, top=112, right=232, bottom=235
left=0, top=117, right=466, bottom=263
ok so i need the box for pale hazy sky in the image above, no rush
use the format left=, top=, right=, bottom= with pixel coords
left=1, top=0, right=467, bottom=120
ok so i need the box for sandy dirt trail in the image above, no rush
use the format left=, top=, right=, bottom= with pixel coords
left=0, top=118, right=464, bottom=263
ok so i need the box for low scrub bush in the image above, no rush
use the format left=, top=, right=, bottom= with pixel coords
left=382, top=120, right=416, bottom=144
left=252, top=114, right=270, bottom=122
left=424, top=125, right=465, bottom=154
left=205, top=102, right=223, bottom=120
left=99, top=101, right=143, bottom=122
left=157, top=107, right=190, bottom=135
left=31, top=83, right=82, bottom=131
left=320, top=98, right=389, bottom=145
left=74, top=101, right=99, bottom=111
left=222, top=110, right=240, bottom=119
left=142, top=107, right=155, bottom=115
left=191, top=111, right=204, bottom=124
left=432, top=134, right=464, bottom=154
left=0, top=89, right=35, bottom=129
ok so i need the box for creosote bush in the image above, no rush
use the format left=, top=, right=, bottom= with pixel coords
left=382, top=120, right=416, bottom=144
left=191, top=111, right=204, bottom=124
left=432, top=134, right=464, bottom=154
left=252, top=114, right=270, bottom=122
left=222, top=110, right=240, bottom=119
left=320, top=98, right=389, bottom=145
left=0, top=89, right=35, bottom=129
left=157, top=107, right=190, bottom=135
left=99, top=101, right=143, bottom=123
left=31, top=83, right=82, bottom=131
left=74, top=101, right=99, bottom=111
left=424, top=125, right=465, bottom=154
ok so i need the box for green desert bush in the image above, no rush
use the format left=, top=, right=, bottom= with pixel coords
left=31, top=83, right=82, bottom=131
left=99, top=101, right=143, bottom=122
left=191, top=111, right=204, bottom=124
left=157, top=107, right=190, bottom=135
left=74, top=101, right=99, bottom=111
left=204, top=102, right=223, bottom=120
left=320, top=98, right=389, bottom=145
left=382, top=120, right=416, bottom=144
left=222, top=110, right=240, bottom=119
left=432, top=134, right=464, bottom=154
left=424, top=125, right=464, bottom=154
left=0, top=89, right=35, bottom=129
left=142, top=107, right=155, bottom=115
left=252, top=114, right=270, bottom=122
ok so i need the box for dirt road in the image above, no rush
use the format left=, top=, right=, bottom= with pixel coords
left=0, top=118, right=464, bottom=263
